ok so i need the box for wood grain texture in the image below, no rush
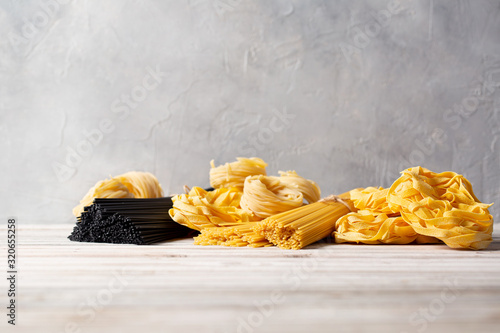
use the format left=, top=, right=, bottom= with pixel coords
left=1, top=225, right=499, bottom=333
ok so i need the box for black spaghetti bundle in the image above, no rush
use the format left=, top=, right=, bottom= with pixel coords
left=68, top=197, right=196, bottom=245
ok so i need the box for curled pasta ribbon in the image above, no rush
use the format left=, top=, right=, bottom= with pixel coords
left=278, top=170, right=321, bottom=204
left=387, top=167, right=493, bottom=250
left=240, top=175, right=304, bottom=219
left=349, top=187, right=393, bottom=215
left=210, top=157, right=267, bottom=190
left=169, top=187, right=257, bottom=231
left=335, top=186, right=439, bottom=245
left=335, top=212, right=440, bottom=245
left=72, top=171, right=163, bottom=217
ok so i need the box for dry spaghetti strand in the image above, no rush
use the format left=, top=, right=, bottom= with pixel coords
left=194, top=223, right=272, bottom=248
left=254, top=196, right=351, bottom=250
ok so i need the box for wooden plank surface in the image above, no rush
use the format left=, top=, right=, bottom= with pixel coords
left=1, top=225, right=499, bottom=333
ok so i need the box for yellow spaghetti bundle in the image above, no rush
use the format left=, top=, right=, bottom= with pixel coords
left=194, top=223, right=272, bottom=247
left=254, top=197, right=351, bottom=249
left=169, top=186, right=257, bottom=231
left=72, top=171, right=163, bottom=217
left=387, top=167, right=493, bottom=250
left=210, top=157, right=267, bottom=190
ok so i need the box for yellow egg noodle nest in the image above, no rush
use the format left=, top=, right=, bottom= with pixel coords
left=278, top=170, right=321, bottom=203
left=72, top=160, right=493, bottom=251
left=168, top=186, right=257, bottom=231
left=72, top=171, right=163, bottom=217
left=172, top=158, right=321, bottom=247
left=209, top=157, right=268, bottom=190
left=334, top=167, right=493, bottom=250
left=240, top=173, right=321, bottom=219
left=169, top=186, right=266, bottom=247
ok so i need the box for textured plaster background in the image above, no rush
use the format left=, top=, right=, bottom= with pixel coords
left=1, top=0, right=499, bottom=225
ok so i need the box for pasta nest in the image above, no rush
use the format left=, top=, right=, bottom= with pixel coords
left=72, top=171, right=163, bottom=217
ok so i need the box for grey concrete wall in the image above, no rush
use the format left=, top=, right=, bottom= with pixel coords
left=1, top=0, right=499, bottom=225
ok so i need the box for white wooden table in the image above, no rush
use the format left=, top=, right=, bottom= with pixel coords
left=1, top=225, right=499, bottom=333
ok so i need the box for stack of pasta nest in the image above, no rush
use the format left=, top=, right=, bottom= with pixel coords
left=169, top=158, right=357, bottom=250
left=334, top=167, right=493, bottom=250
left=68, top=159, right=494, bottom=251
left=169, top=159, right=494, bottom=250
left=169, top=157, right=330, bottom=248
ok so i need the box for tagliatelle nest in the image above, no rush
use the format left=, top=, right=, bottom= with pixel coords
left=172, top=158, right=323, bottom=233
left=169, top=187, right=257, bottom=231
left=387, top=167, right=493, bottom=250
left=334, top=167, right=493, bottom=250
